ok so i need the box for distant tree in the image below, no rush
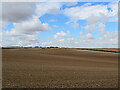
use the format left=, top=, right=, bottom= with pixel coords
left=55, top=47, right=58, bottom=48
left=50, top=46, right=54, bottom=48
left=35, top=46, right=39, bottom=48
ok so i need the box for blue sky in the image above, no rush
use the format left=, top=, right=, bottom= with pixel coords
left=1, top=2, right=118, bottom=48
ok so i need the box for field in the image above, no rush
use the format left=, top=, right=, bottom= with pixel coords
left=2, top=48, right=118, bottom=88
left=77, top=48, right=120, bottom=53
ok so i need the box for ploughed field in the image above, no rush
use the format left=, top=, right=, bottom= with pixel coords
left=2, top=48, right=118, bottom=88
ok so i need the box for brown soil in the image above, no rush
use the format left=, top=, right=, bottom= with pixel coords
left=2, top=48, right=118, bottom=88
left=78, top=48, right=120, bottom=52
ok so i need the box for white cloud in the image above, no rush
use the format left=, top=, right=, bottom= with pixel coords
left=36, top=2, right=62, bottom=17
left=5, top=19, right=52, bottom=36
left=63, top=2, right=117, bottom=30
left=80, top=33, right=95, bottom=42
left=49, top=19, right=56, bottom=22
left=72, top=21, right=79, bottom=28
left=2, top=37, right=19, bottom=47
left=40, top=31, right=72, bottom=47
left=86, top=33, right=95, bottom=39
left=2, top=2, right=118, bottom=48
left=63, top=4, right=108, bottom=21
left=59, top=38, right=65, bottom=42
left=3, top=32, right=41, bottom=47
left=63, top=2, right=118, bottom=47
left=17, top=34, right=40, bottom=47
left=83, top=24, right=97, bottom=33
left=2, top=2, right=36, bottom=23
left=63, top=4, right=109, bottom=29
left=65, top=2, right=78, bottom=6
left=31, top=30, right=118, bottom=48
left=95, top=31, right=118, bottom=47
left=97, top=23, right=105, bottom=35
left=107, top=2, right=118, bottom=22
left=2, top=2, right=63, bottom=23
left=58, top=30, right=118, bottom=48
left=2, top=2, right=63, bottom=46
left=108, top=2, right=118, bottom=17
left=87, top=14, right=109, bottom=24
left=3, top=19, right=52, bottom=46
left=54, top=31, right=71, bottom=39
left=83, top=23, right=106, bottom=35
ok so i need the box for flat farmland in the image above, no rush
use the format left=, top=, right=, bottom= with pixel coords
left=77, top=48, right=120, bottom=53
left=2, top=48, right=118, bottom=88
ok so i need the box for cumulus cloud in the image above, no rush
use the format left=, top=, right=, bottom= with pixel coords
left=2, top=2, right=118, bottom=48
left=83, top=24, right=97, bottom=33
left=107, top=2, right=118, bottom=22
left=108, top=3, right=118, bottom=17
left=63, top=4, right=109, bottom=30
left=58, top=38, right=65, bottom=42
left=33, top=30, right=118, bottom=48
left=41, top=31, right=72, bottom=47
left=67, top=38, right=80, bottom=46
left=97, top=23, right=106, bottom=35
left=2, top=2, right=63, bottom=23
left=2, top=2, right=63, bottom=46
left=0, top=3, right=3, bottom=28
left=63, top=3, right=117, bottom=30
left=2, top=2, right=36, bottom=23
left=86, top=33, right=95, bottom=39
left=54, top=31, right=71, bottom=39
left=5, top=19, right=52, bottom=36
left=3, top=19, right=52, bottom=46
left=36, top=2, right=62, bottom=17
left=63, top=4, right=108, bottom=21
left=80, top=33, right=95, bottom=42
left=95, top=31, right=118, bottom=47
left=87, top=14, right=109, bottom=24
left=83, top=22, right=106, bottom=35
left=3, top=31, right=41, bottom=47
left=58, top=31, right=118, bottom=48
left=17, top=34, right=40, bottom=47
left=63, top=2, right=118, bottom=46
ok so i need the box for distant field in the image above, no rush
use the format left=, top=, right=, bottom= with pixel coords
left=2, top=47, right=120, bottom=52
left=2, top=48, right=118, bottom=88
left=75, top=48, right=120, bottom=53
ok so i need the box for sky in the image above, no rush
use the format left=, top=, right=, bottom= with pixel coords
left=0, top=1, right=119, bottom=48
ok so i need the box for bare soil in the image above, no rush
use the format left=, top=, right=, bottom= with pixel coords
left=77, top=48, right=120, bottom=52
left=2, top=48, right=118, bottom=88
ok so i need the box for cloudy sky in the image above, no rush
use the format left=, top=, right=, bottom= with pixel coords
left=0, top=2, right=119, bottom=48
